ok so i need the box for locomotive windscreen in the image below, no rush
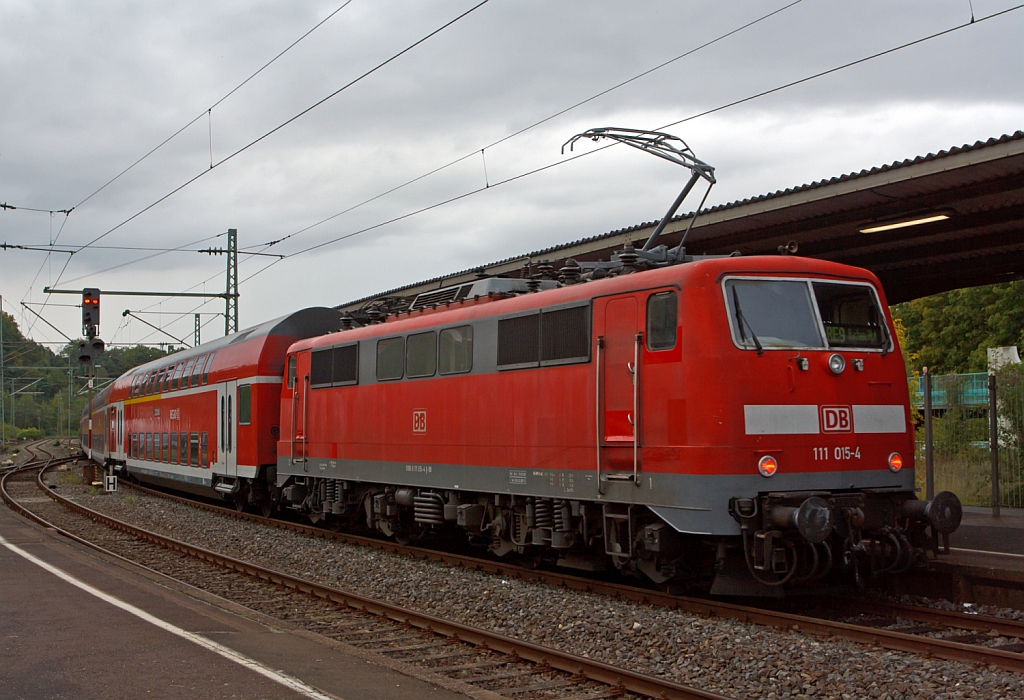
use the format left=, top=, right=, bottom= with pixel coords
left=724, top=278, right=888, bottom=351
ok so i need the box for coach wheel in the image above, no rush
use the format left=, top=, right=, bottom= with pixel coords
left=261, top=499, right=274, bottom=518
left=233, top=484, right=248, bottom=513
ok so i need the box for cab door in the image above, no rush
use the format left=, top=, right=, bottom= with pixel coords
left=594, top=294, right=642, bottom=481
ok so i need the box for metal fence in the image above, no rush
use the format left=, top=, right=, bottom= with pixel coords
left=911, top=369, right=1024, bottom=510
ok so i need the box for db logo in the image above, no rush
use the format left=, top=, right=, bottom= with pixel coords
left=821, top=405, right=852, bottom=433
left=412, top=410, right=427, bottom=434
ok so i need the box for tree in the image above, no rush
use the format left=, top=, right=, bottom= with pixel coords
left=892, top=281, right=1024, bottom=374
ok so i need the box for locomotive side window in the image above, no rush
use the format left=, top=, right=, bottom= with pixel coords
left=238, top=384, right=251, bottom=425
left=170, top=432, right=178, bottom=463
left=812, top=282, right=888, bottom=349
left=310, top=349, right=333, bottom=387
left=724, top=279, right=823, bottom=349
left=498, top=313, right=540, bottom=368
left=376, top=337, right=405, bottom=380
left=439, top=326, right=473, bottom=375
left=541, top=305, right=590, bottom=364
left=647, top=292, right=678, bottom=351
left=287, top=355, right=297, bottom=388
left=407, top=331, right=437, bottom=378
left=201, top=353, right=215, bottom=385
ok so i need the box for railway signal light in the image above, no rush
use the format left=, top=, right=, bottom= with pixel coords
left=76, top=336, right=105, bottom=365
left=82, top=288, right=100, bottom=337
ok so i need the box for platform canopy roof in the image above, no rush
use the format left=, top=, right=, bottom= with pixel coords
left=340, top=131, right=1024, bottom=310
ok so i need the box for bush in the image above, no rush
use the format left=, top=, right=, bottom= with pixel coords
left=16, top=427, right=43, bottom=440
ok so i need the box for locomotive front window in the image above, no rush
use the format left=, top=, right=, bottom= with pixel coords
left=647, top=292, right=678, bottom=351
left=439, top=326, right=473, bottom=374
left=725, top=279, right=823, bottom=349
left=407, top=331, right=437, bottom=378
left=376, top=337, right=404, bottom=381
left=812, top=282, right=888, bottom=349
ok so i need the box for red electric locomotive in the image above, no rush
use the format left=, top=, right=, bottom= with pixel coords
left=264, top=254, right=960, bottom=593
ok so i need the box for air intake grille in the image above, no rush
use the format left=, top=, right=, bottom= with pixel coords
left=542, top=306, right=589, bottom=362
left=498, top=314, right=540, bottom=367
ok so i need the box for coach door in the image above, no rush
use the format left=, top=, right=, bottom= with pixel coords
left=595, top=295, right=642, bottom=485
left=220, top=380, right=238, bottom=477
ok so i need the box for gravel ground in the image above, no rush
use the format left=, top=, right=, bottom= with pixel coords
left=48, top=469, right=1024, bottom=700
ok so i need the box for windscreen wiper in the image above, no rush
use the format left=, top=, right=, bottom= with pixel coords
left=732, top=286, right=763, bottom=356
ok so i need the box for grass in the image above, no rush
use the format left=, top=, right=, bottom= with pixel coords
left=56, top=472, right=82, bottom=486
left=915, top=448, right=995, bottom=506
left=123, top=495, right=139, bottom=505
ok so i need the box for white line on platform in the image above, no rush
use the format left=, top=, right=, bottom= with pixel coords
left=0, top=534, right=338, bottom=700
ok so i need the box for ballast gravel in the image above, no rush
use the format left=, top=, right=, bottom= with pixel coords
left=53, top=477, right=1024, bottom=700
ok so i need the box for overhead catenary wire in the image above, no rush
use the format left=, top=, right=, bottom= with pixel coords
left=64, top=0, right=492, bottom=257
left=241, top=1, right=1023, bottom=282
left=61, top=0, right=358, bottom=220
left=255, top=0, right=804, bottom=251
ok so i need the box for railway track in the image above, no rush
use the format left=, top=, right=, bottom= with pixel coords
left=114, top=476, right=1024, bottom=675
left=2, top=461, right=730, bottom=700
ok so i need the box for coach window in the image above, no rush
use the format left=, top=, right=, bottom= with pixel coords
left=202, top=352, right=215, bottom=385
left=170, top=362, right=184, bottom=392
left=376, top=337, right=404, bottom=381
left=407, top=331, right=437, bottom=378
left=647, top=292, right=678, bottom=351
left=190, top=354, right=206, bottom=388
left=201, top=432, right=209, bottom=468
left=179, top=432, right=187, bottom=465
left=146, top=433, right=153, bottom=461
left=162, top=432, right=169, bottom=462
left=439, top=326, right=473, bottom=375
left=238, top=384, right=251, bottom=425
left=189, top=433, right=199, bottom=467
left=164, top=364, right=176, bottom=392
left=287, top=356, right=297, bottom=388
left=178, top=359, right=195, bottom=391
left=170, top=432, right=178, bottom=463
left=131, top=433, right=137, bottom=459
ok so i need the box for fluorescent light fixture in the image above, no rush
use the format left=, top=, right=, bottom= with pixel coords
left=859, top=213, right=950, bottom=234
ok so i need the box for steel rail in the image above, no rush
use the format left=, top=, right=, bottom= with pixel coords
left=122, top=478, right=1024, bottom=674
left=17, top=463, right=730, bottom=700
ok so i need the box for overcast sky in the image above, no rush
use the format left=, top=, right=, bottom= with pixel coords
left=1, top=0, right=1021, bottom=349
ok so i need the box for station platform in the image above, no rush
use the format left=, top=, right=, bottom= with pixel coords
left=0, top=501, right=475, bottom=700
left=949, top=505, right=1024, bottom=555
left=890, top=506, right=1024, bottom=608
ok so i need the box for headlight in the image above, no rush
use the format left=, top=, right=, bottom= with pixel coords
left=828, top=353, right=846, bottom=375
left=758, top=455, right=778, bottom=477
left=888, top=452, right=903, bottom=472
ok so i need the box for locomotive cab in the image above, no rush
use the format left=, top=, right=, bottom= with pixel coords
left=710, top=272, right=961, bottom=592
